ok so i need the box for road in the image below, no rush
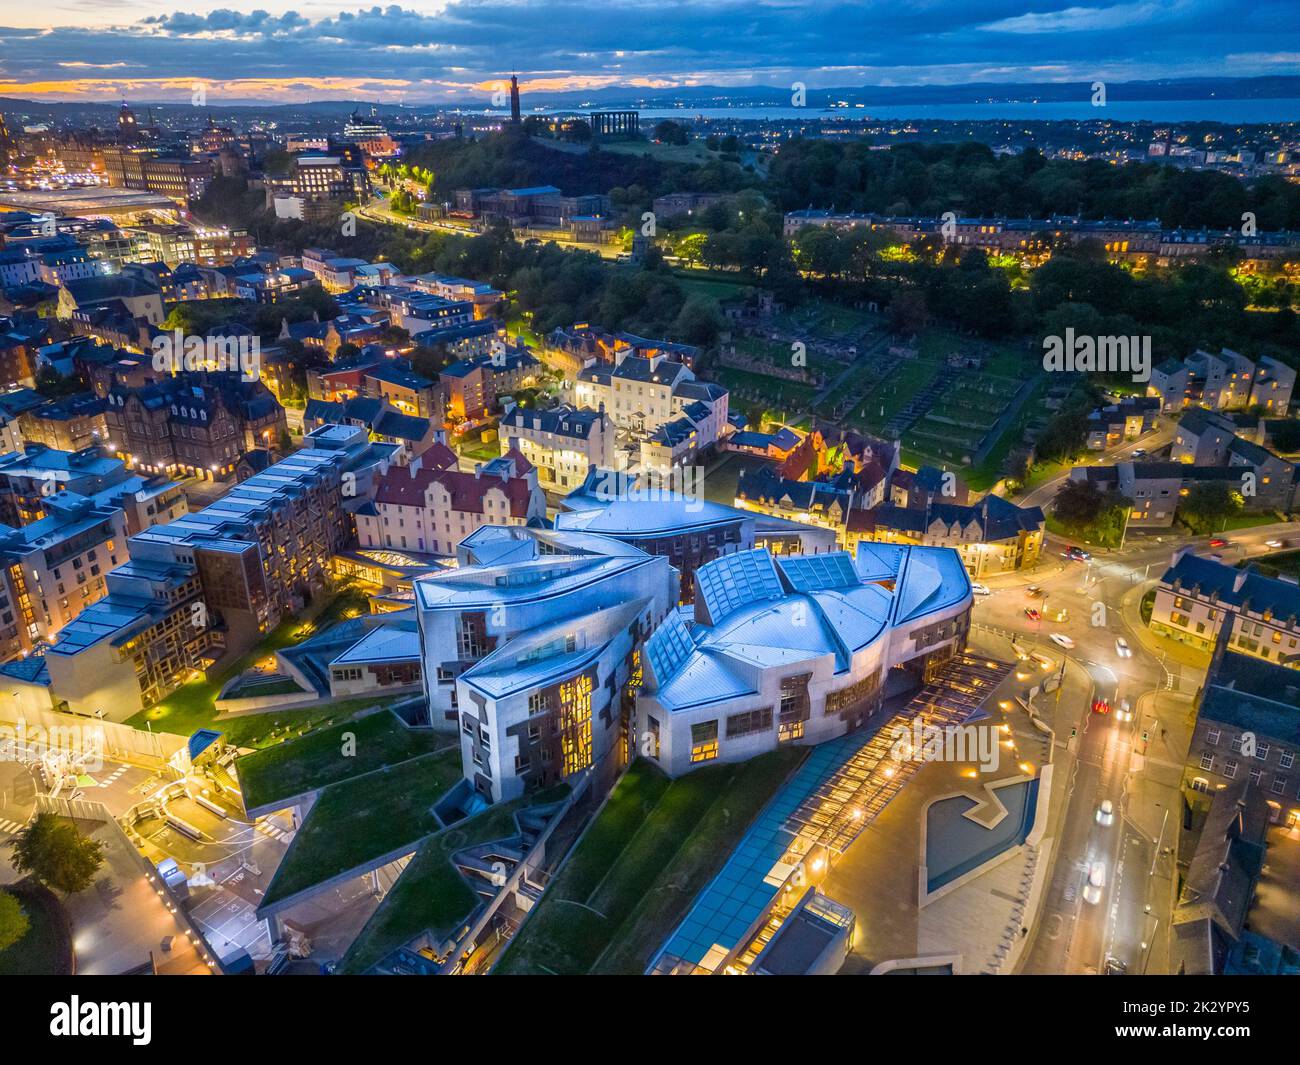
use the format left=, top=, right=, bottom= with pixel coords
left=1017, top=420, right=1176, bottom=512
left=973, top=504, right=1300, bottom=973
left=355, top=195, right=627, bottom=259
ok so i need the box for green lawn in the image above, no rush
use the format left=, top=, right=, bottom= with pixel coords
left=338, top=783, right=570, bottom=974
left=261, top=747, right=464, bottom=907
left=236, top=710, right=449, bottom=812
left=494, top=749, right=804, bottom=976
left=1238, top=547, right=1300, bottom=580
left=217, top=696, right=408, bottom=752
left=1220, top=511, right=1287, bottom=532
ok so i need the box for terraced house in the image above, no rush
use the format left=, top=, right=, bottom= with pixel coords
left=1152, top=550, right=1300, bottom=666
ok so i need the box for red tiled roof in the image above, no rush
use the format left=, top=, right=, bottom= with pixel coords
left=423, top=441, right=459, bottom=471
left=374, top=463, right=533, bottom=518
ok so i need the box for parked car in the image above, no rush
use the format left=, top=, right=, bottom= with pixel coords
left=971, top=583, right=992, bottom=596
left=1209, top=537, right=1228, bottom=548
left=1049, top=633, right=1075, bottom=649
left=1130, top=448, right=1147, bottom=459
left=1024, top=607, right=1041, bottom=621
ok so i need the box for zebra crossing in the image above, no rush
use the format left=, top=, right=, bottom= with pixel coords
left=0, top=815, right=30, bottom=835
left=98, top=764, right=130, bottom=788
left=255, top=819, right=292, bottom=844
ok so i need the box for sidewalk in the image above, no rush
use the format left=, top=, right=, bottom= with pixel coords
left=1119, top=578, right=1211, bottom=675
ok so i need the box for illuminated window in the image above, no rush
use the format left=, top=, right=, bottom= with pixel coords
left=690, top=720, right=719, bottom=763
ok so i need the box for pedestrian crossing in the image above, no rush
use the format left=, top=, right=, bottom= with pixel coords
left=98, top=764, right=130, bottom=788
left=0, top=815, right=30, bottom=835
left=255, top=820, right=292, bottom=843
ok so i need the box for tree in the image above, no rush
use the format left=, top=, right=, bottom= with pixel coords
left=1179, top=481, right=1244, bottom=534
left=11, top=814, right=104, bottom=896
left=1053, top=478, right=1109, bottom=530
left=653, top=120, right=689, bottom=146
left=0, top=890, right=28, bottom=953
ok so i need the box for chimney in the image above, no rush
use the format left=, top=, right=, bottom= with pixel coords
left=1233, top=568, right=1249, bottom=594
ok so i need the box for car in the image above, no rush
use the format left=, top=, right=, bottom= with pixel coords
left=1061, top=545, right=1091, bottom=562
left=1084, top=861, right=1107, bottom=905
left=1116, top=699, right=1133, bottom=722
left=1092, top=697, right=1111, bottom=715
left=1104, top=957, right=1129, bottom=975
left=1115, top=636, right=1131, bottom=658
left=1026, top=585, right=1042, bottom=598
left=1265, top=539, right=1284, bottom=549
left=1130, top=448, right=1147, bottom=459
left=971, top=583, right=992, bottom=596
left=1209, top=537, right=1228, bottom=548
left=1049, top=633, right=1074, bottom=649
left=1024, top=607, right=1041, bottom=621
left=1096, top=799, right=1114, bottom=826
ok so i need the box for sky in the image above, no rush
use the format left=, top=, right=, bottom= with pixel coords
left=0, top=0, right=1296, bottom=104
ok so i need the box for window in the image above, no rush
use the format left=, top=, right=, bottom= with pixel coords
left=1271, top=777, right=1287, bottom=795
left=726, top=707, right=773, bottom=739
left=1224, top=759, right=1238, bottom=779
left=1250, top=768, right=1263, bottom=786
left=690, top=720, right=719, bottom=763
left=1281, top=750, right=1294, bottom=770
left=1199, top=752, right=1214, bottom=771
left=1255, top=742, right=1271, bottom=761
left=1206, top=729, right=1221, bottom=746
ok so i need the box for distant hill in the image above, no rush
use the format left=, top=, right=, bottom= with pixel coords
left=0, top=74, right=1296, bottom=118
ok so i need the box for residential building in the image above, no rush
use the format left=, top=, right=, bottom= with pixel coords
left=0, top=492, right=128, bottom=658
left=1085, top=395, right=1161, bottom=449
left=45, top=434, right=390, bottom=719
left=499, top=403, right=615, bottom=491
left=1183, top=648, right=1300, bottom=822
left=847, top=495, right=1045, bottom=577
left=356, top=444, right=545, bottom=556
left=1152, top=550, right=1300, bottom=664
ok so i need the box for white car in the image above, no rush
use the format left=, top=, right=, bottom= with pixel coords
left=1049, top=633, right=1075, bottom=649
left=1084, top=861, right=1107, bottom=905
left=1115, top=637, right=1131, bottom=658
left=1265, top=539, right=1283, bottom=549
left=1116, top=699, right=1133, bottom=722
left=1096, top=799, right=1114, bottom=826
left=971, top=583, right=992, bottom=596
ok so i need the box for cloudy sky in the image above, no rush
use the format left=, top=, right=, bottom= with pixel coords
left=0, top=1, right=1296, bottom=103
